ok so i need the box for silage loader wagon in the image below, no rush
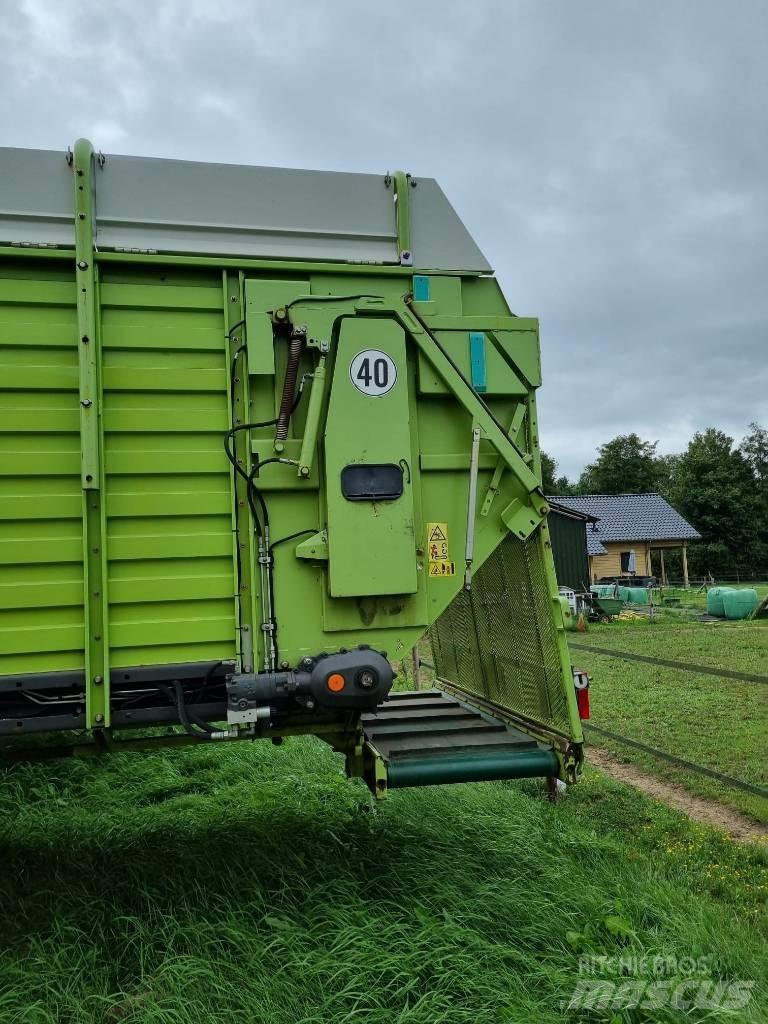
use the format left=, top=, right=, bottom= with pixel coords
left=0, top=141, right=584, bottom=796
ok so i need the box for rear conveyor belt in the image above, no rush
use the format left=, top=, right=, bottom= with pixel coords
left=363, top=689, right=558, bottom=788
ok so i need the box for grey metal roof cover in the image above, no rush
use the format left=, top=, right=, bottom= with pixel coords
left=549, top=494, right=701, bottom=546
left=0, top=147, right=74, bottom=247
left=0, top=146, right=492, bottom=272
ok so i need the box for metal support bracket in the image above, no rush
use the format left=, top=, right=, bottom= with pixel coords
left=464, top=425, right=481, bottom=589
left=361, top=739, right=389, bottom=799
left=225, top=271, right=258, bottom=674
left=392, top=171, right=413, bottom=265
left=295, top=530, right=329, bottom=561
left=297, top=354, right=327, bottom=478
left=480, top=403, right=528, bottom=517
left=72, top=138, right=109, bottom=729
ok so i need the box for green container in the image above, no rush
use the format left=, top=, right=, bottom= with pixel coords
left=595, top=597, right=623, bottom=617
left=722, top=589, right=758, bottom=620
left=706, top=587, right=732, bottom=616
left=626, top=587, right=649, bottom=605
left=616, top=586, right=632, bottom=602
left=591, top=584, right=616, bottom=598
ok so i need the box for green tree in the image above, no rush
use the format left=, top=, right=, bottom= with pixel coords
left=577, top=433, right=660, bottom=494
left=539, top=451, right=574, bottom=495
left=654, top=452, right=682, bottom=501
left=673, top=428, right=761, bottom=575
left=739, top=421, right=767, bottom=491
left=553, top=473, right=574, bottom=495
left=739, top=422, right=768, bottom=566
left=540, top=451, right=558, bottom=493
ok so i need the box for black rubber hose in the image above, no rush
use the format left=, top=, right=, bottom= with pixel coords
left=275, top=334, right=304, bottom=441
left=160, top=681, right=215, bottom=740
left=192, top=661, right=224, bottom=704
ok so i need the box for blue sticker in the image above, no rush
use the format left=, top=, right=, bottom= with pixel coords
left=412, top=275, right=431, bottom=302
left=469, top=332, right=487, bottom=393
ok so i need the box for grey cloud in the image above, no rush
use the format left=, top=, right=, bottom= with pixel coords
left=2, top=0, right=766, bottom=476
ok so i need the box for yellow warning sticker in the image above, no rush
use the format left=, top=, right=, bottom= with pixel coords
left=429, top=560, right=456, bottom=577
left=428, top=522, right=448, bottom=542
left=427, top=522, right=449, bottom=561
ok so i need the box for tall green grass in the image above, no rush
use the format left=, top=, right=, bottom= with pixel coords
left=1, top=737, right=766, bottom=1023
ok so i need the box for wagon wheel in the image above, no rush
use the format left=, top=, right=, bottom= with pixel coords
left=599, top=614, right=611, bottom=624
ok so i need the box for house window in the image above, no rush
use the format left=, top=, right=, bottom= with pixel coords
left=620, top=550, right=637, bottom=574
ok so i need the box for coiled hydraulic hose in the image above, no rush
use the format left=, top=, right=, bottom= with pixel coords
left=159, top=680, right=216, bottom=740
left=275, top=333, right=304, bottom=441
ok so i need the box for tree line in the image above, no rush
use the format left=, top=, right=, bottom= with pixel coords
left=542, top=423, right=767, bottom=577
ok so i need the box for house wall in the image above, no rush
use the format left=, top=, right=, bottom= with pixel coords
left=589, top=541, right=651, bottom=581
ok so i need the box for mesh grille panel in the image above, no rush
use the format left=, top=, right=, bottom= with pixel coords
left=429, top=533, right=571, bottom=733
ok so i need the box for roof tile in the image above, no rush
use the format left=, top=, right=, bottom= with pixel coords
left=547, top=493, right=701, bottom=546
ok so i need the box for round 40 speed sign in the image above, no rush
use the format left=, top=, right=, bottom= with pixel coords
left=349, top=349, right=397, bottom=397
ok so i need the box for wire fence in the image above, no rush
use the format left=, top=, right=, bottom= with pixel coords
left=581, top=723, right=768, bottom=800
left=657, top=573, right=768, bottom=587
left=417, top=641, right=768, bottom=803
left=566, top=642, right=768, bottom=684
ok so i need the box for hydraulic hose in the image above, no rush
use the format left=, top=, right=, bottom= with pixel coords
left=160, top=681, right=215, bottom=740
left=275, top=333, right=304, bottom=441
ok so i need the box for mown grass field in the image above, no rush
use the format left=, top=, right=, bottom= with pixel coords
left=568, top=620, right=768, bottom=822
left=571, top=619, right=767, bottom=673
left=1, top=736, right=767, bottom=1024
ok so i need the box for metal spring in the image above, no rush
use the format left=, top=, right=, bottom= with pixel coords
left=275, top=334, right=303, bottom=441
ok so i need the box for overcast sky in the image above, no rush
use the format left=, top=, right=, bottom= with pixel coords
left=2, top=0, right=766, bottom=478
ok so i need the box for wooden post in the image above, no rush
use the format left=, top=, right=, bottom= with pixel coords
left=682, top=542, right=689, bottom=588
left=660, top=548, right=666, bottom=586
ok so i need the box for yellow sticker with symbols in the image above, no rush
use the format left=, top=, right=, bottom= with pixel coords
left=427, top=522, right=449, bottom=561
left=429, top=560, right=456, bottom=577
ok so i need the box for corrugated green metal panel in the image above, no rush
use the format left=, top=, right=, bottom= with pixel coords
left=0, top=268, right=85, bottom=675
left=0, top=263, right=241, bottom=676
left=548, top=511, right=589, bottom=592
left=100, top=273, right=237, bottom=668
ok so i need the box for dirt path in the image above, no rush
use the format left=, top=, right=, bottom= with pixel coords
left=586, top=746, right=767, bottom=843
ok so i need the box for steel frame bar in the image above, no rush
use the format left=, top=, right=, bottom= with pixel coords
left=0, top=720, right=357, bottom=764
left=392, top=171, right=412, bottom=262
left=72, top=138, right=109, bottom=729
left=480, top=402, right=528, bottom=517
left=526, top=391, right=584, bottom=744
left=224, top=271, right=259, bottom=673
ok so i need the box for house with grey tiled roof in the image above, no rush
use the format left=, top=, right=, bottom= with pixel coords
left=547, top=493, right=701, bottom=586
